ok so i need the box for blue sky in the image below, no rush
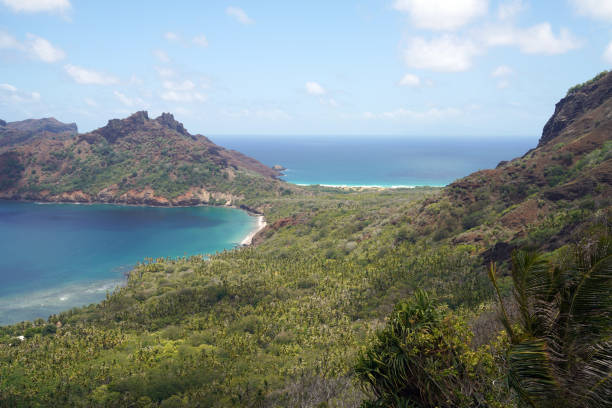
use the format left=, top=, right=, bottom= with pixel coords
left=0, top=0, right=610, bottom=138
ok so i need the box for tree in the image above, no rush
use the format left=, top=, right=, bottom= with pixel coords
left=488, top=235, right=612, bottom=407
left=355, top=290, right=507, bottom=408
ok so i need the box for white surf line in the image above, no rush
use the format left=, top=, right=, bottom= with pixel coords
left=240, top=215, right=267, bottom=246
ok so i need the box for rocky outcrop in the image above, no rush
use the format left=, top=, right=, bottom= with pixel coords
left=92, top=111, right=150, bottom=143
left=539, top=71, right=612, bottom=147
left=156, top=112, right=187, bottom=136
left=0, top=187, right=242, bottom=207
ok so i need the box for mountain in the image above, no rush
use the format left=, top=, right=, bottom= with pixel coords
left=416, top=70, right=611, bottom=261
left=0, top=73, right=610, bottom=407
left=0, top=117, right=77, bottom=147
left=0, top=111, right=295, bottom=206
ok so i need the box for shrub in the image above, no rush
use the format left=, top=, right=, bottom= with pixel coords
left=355, top=290, right=508, bottom=408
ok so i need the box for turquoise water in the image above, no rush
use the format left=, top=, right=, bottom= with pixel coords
left=212, top=136, right=536, bottom=186
left=0, top=201, right=257, bottom=325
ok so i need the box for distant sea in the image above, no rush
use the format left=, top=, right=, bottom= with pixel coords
left=0, top=202, right=257, bottom=325
left=212, top=135, right=536, bottom=187
left=0, top=135, right=536, bottom=325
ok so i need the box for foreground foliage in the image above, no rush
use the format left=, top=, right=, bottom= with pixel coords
left=355, top=290, right=509, bottom=408
left=489, top=234, right=611, bottom=407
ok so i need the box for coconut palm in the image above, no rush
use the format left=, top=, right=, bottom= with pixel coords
left=488, top=235, right=612, bottom=407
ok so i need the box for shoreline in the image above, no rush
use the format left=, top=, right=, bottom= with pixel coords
left=240, top=215, right=267, bottom=246
left=0, top=197, right=262, bottom=215
left=295, top=183, right=446, bottom=189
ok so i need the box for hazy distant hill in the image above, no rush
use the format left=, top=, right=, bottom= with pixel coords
left=0, top=111, right=296, bottom=206
left=0, top=117, right=77, bottom=148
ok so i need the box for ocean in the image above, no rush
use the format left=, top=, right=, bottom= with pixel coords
left=0, top=202, right=257, bottom=325
left=0, top=135, right=536, bottom=324
left=212, top=135, right=536, bottom=187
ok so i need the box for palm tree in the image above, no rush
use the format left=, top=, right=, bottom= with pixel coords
left=488, top=234, right=612, bottom=407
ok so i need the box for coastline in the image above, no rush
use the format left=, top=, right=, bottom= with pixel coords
left=240, top=215, right=267, bottom=246
left=295, top=183, right=445, bottom=190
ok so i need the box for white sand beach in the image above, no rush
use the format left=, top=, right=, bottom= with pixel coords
left=240, top=215, right=267, bottom=246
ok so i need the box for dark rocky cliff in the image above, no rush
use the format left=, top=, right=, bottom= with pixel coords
left=539, top=71, right=612, bottom=147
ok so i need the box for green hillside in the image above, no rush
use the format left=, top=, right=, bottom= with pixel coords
left=0, top=72, right=611, bottom=407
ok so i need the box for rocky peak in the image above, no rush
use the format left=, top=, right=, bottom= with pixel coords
left=539, top=71, right=612, bottom=147
left=156, top=112, right=187, bottom=135
left=93, top=111, right=150, bottom=143
left=0, top=119, right=6, bottom=127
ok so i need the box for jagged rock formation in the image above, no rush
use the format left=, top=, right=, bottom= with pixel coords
left=0, top=112, right=296, bottom=206
left=539, top=71, right=612, bottom=146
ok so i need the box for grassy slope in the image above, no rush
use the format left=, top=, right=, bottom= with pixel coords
left=1, top=74, right=611, bottom=407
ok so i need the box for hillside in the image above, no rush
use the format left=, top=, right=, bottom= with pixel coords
left=0, top=73, right=610, bottom=407
left=0, top=117, right=78, bottom=148
left=0, top=112, right=295, bottom=206
left=411, top=71, right=612, bottom=261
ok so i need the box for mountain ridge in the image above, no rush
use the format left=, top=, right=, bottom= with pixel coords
left=0, top=111, right=295, bottom=207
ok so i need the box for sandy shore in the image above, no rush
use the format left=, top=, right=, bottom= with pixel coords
left=240, top=215, right=267, bottom=246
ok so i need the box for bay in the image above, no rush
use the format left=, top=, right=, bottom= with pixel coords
left=0, top=201, right=257, bottom=325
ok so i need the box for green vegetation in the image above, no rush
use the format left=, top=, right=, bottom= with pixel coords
left=489, top=236, right=612, bottom=408
left=1, top=180, right=608, bottom=407
left=566, top=70, right=609, bottom=95
left=355, top=290, right=509, bottom=408
left=1, top=71, right=611, bottom=406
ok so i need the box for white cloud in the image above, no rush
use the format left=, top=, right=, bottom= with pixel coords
left=399, top=73, right=421, bottom=87
left=160, top=80, right=205, bottom=102
left=569, top=0, right=612, bottom=22
left=113, top=91, right=135, bottom=107
left=604, top=41, right=612, bottom=65
left=164, top=32, right=180, bottom=41
left=1, top=0, right=70, bottom=14
left=155, top=66, right=175, bottom=78
left=161, top=90, right=206, bottom=102
left=192, top=35, right=209, bottom=47
left=226, top=6, right=254, bottom=24
left=497, top=79, right=510, bottom=89
left=497, top=0, right=526, bottom=20
left=481, top=23, right=580, bottom=55
left=0, top=31, right=66, bottom=63
left=305, top=81, right=326, bottom=95
left=393, top=0, right=487, bottom=31
left=26, top=34, right=65, bottom=62
left=0, top=83, right=17, bottom=92
left=491, top=65, right=513, bottom=77
left=517, top=24, right=580, bottom=54
left=153, top=49, right=170, bottom=63
left=163, top=80, right=196, bottom=91
left=222, top=108, right=291, bottom=120
left=84, top=97, right=97, bottom=107
left=64, top=64, right=119, bottom=85
left=129, top=75, right=143, bottom=85
left=363, top=106, right=462, bottom=120
left=404, top=35, right=480, bottom=72
left=0, top=83, right=41, bottom=103
left=0, top=31, right=22, bottom=49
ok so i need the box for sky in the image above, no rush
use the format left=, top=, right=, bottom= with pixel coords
left=0, top=0, right=611, bottom=138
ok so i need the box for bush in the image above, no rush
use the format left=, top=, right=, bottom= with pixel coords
left=355, top=290, right=508, bottom=408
